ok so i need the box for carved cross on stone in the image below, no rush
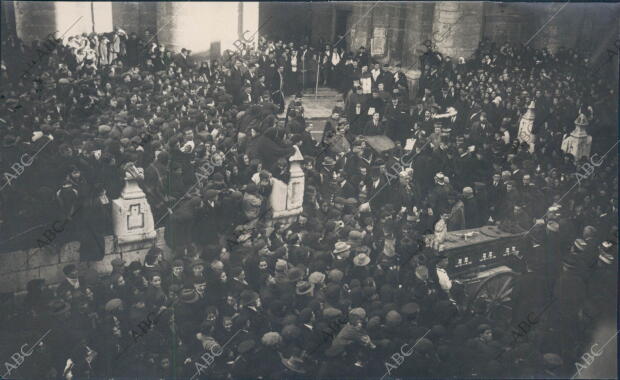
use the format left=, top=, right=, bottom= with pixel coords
left=127, top=204, right=144, bottom=230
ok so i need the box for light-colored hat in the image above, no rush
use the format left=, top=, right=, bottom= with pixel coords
left=348, top=230, right=364, bottom=242
left=308, top=272, right=326, bottom=285
left=104, top=298, right=123, bottom=312
left=296, top=281, right=314, bottom=295
left=333, top=242, right=351, bottom=256
left=434, top=172, right=445, bottom=184
left=349, top=307, right=366, bottom=320
left=353, top=253, right=371, bottom=267
left=327, top=269, right=344, bottom=283
left=275, top=259, right=288, bottom=272
left=574, top=239, right=587, bottom=252
left=261, top=332, right=282, bottom=347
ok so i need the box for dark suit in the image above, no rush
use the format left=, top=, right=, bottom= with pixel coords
left=252, top=80, right=267, bottom=100
left=56, top=276, right=87, bottom=298
left=362, top=120, right=385, bottom=136
left=173, top=53, right=191, bottom=71
left=192, top=201, right=220, bottom=247
left=384, top=101, right=410, bottom=144
left=355, top=51, right=370, bottom=68
left=229, top=67, right=244, bottom=104
left=445, top=113, right=463, bottom=133
left=335, top=180, right=358, bottom=199
left=370, top=69, right=384, bottom=89
left=393, top=71, right=409, bottom=90
left=240, top=92, right=254, bottom=105
left=367, top=176, right=389, bottom=212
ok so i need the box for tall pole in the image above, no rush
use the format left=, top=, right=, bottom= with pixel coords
left=302, top=49, right=306, bottom=94
left=315, top=57, right=320, bottom=100
left=90, top=1, right=96, bottom=33
left=237, top=2, right=243, bottom=40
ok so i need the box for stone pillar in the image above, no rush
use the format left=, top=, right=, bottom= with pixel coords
left=14, top=1, right=57, bottom=43
left=518, top=101, right=536, bottom=153
left=270, top=147, right=305, bottom=225
left=112, top=2, right=158, bottom=36
left=348, top=3, right=372, bottom=51
left=1, top=1, right=17, bottom=39
left=432, top=2, right=483, bottom=59
left=483, top=3, right=526, bottom=43
left=111, top=2, right=140, bottom=35
left=561, top=114, right=592, bottom=161
left=528, top=3, right=579, bottom=53
left=386, top=3, right=405, bottom=63
left=112, top=165, right=156, bottom=245
left=157, top=2, right=242, bottom=55
left=54, top=2, right=97, bottom=38
left=369, top=6, right=389, bottom=61
left=403, top=3, right=425, bottom=69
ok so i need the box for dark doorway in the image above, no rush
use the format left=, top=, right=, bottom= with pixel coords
left=259, top=2, right=312, bottom=45
left=334, top=9, right=352, bottom=50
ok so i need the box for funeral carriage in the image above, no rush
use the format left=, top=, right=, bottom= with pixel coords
left=424, top=225, right=526, bottom=322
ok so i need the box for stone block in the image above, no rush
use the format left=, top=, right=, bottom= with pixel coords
left=436, top=2, right=460, bottom=12
left=117, top=240, right=147, bottom=254
left=90, top=253, right=120, bottom=274
left=14, top=268, right=41, bottom=293
left=122, top=248, right=148, bottom=265
left=27, top=247, right=60, bottom=268
left=155, top=227, right=166, bottom=246
left=104, top=235, right=115, bottom=255
left=438, top=12, right=462, bottom=24
left=38, top=265, right=65, bottom=287
left=0, top=250, right=27, bottom=274
left=60, top=241, right=80, bottom=263
left=0, top=272, right=18, bottom=293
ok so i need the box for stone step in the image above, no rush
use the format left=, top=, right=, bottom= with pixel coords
left=303, top=88, right=341, bottom=96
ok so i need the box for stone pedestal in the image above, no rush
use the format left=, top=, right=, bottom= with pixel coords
left=270, top=146, right=305, bottom=225
left=112, top=166, right=156, bottom=245
left=561, top=113, right=592, bottom=161
left=518, top=101, right=536, bottom=153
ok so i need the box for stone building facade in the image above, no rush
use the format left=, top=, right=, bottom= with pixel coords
left=4, top=2, right=618, bottom=66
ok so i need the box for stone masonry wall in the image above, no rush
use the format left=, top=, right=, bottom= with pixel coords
left=0, top=228, right=169, bottom=295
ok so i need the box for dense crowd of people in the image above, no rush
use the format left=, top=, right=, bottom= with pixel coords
left=0, top=26, right=617, bottom=380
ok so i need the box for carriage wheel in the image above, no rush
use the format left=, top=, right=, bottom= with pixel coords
left=467, top=272, right=517, bottom=322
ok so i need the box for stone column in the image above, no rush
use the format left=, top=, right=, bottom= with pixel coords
left=386, top=3, right=405, bottom=63
left=157, top=2, right=241, bottom=55
left=369, top=5, right=389, bottom=61
left=348, top=3, right=373, bottom=51
left=111, top=3, right=140, bottom=35
left=112, top=2, right=157, bottom=36
left=14, top=1, right=57, bottom=43
left=1, top=1, right=17, bottom=39
left=483, top=3, right=526, bottom=43
left=432, top=2, right=484, bottom=59
left=402, top=3, right=426, bottom=69
left=527, top=3, right=577, bottom=53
